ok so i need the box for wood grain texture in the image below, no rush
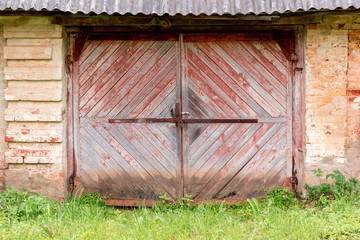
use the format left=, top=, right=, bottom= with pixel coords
left=182, top=36, right=292, bottom=200
left=77, top=40, right=179, bottom=200
left=74, top=34, right=293, bottom=202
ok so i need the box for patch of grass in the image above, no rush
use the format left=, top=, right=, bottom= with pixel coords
left=1, top=170, right=360, bottom=239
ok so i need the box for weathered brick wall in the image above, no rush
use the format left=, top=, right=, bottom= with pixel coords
left=1, top=17, right=66, bottom=198
left=305, top=17, right=360, bottom=185
left=347, top=30, right=360, bottom=177
left=0, top=25, right=6, bottom=189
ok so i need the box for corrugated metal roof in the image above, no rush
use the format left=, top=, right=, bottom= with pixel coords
left=1, top=0, right=360, bottom=16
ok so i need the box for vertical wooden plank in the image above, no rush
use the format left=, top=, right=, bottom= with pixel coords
left=293, top=28, right=305, bottom=189
left=178, top=34, right=185, bottom=198
left=67, top=61, right=75, bottom=189
left=286, top=57, right=293, bottom=177
left=73, top=61, right=81, bottom=190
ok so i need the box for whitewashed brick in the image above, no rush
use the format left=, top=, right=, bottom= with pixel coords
left=4, top=46, right=52, bottom=60
left=3, top=25, right=62, bottom=39
left=24, top=157, right=56, bottom=164
left=5, top=87, right=62, bottom=101
left=5, top=129, right=62, bottom=143
left=4, top=67, right=62, bottom=80
left=5, top=108, right=63, bottom=122
left=5, top=157, right=23, bottom=164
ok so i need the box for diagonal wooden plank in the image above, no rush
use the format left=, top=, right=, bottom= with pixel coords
left=217, top=41, right=287, bottom=100
left=231, top=41, right=288, bottom=89
left=149, top=87, right=176, bottom=118
left=144, top=123, right=177, bottom=156
left=129, top=67, right=176, bottom=118
left=186, top=42, right=269, bottom=117
left=250, top=41, right=287, bottom=76
left=188, top=88, right=220, bottom=118
left=188, top=98, right=209, bottom=119
left=79, top=134, right=150, bottom=199
left=187, top=123, right=261, bottom=198
left=80, top=126, right=158, bottom=199
left=80, top=41, right=157, bottom=116
left=134, top=123, right=177, bottom=167
left=188, top=58, right=258, bottom=118
left=194, top=41, right=285, bottom=117
left=216, top=125, right=288, bottom=198
left=109, top=123, right=177, bottom=188
left=154, top=124, right=177, bottom=145
left=261, top=40, right=288, bottom=67
left=138, top=77, right=176, bottom=118
left=188, top=123, right=221, bottom=153
left=188, top=67, right=241, bottom=118
left=79, top=41, right=125, bottom=87
left=237, top=41, right=288, bottom=87
left=79, top=40, right=115, bottom=77
left=92, top=41, right=174, bottom=117
left=194, top=122, right=282, bottom=199
left=231, top=153, right=287, bottom=199
left=189, top=124, right=233, bottom=167
left=81, top=121, right=167, bottom=189
left=78, top=40, right=103, bottom=65
left=190, top=123, right=252, bottom=172
left=108, top=48, right=176, bottom=117
left=188, top=77, right=234, bottom=118
left=88, top=119, right=176, bottom=177
left=80, top=40, right=135, bottom=96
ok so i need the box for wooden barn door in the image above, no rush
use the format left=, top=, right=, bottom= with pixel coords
left=181, top=34, right=292, bottom=200
left=76, top=38, right=181, bottom=200
left=73, top=33, right=293, bottom=202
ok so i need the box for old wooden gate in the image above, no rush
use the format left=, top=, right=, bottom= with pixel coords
left=73, top=33, right=293, bottom=202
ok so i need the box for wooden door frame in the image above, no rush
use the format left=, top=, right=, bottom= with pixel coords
left=66, top=28, right=305, bottom=205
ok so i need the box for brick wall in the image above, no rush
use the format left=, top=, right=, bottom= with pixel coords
left=1, top=17, right=66, bottom=198
left=305, top=18, right=360, bottom=185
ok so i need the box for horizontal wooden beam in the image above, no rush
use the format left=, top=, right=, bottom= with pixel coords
left=67, top=25, right=300, bottom=34
left=55, top=14, right=312, bottom=27
left=88, top=32, right=179, bottom=41
left=183, top=33, right=274, bottom=42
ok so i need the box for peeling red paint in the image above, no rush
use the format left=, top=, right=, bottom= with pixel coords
left=5, top=136, right=14, bottom=142
left=7, top=149, right=51, bottom=157
left=102, top=153, right=111, bottom=161
left=21, top=129, right=31, bottom=135
left=49, top=137, right=60, bottom=142
left=348, top=96, right=357, bottom=102
left=31, top=109, right=40, bottom=114
left=347, top=89, right=360, bottom=96
left=100, top=160, right=108, bottom=168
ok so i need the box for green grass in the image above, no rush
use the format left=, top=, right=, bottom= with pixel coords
left=1, top=188, right=360, bottom=239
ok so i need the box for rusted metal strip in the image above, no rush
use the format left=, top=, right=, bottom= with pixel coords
left=109, top=118, right=258, bottom=124
left=182, top=119, right=258, bottom=123
left=109, top=118, right=176, bottom=123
